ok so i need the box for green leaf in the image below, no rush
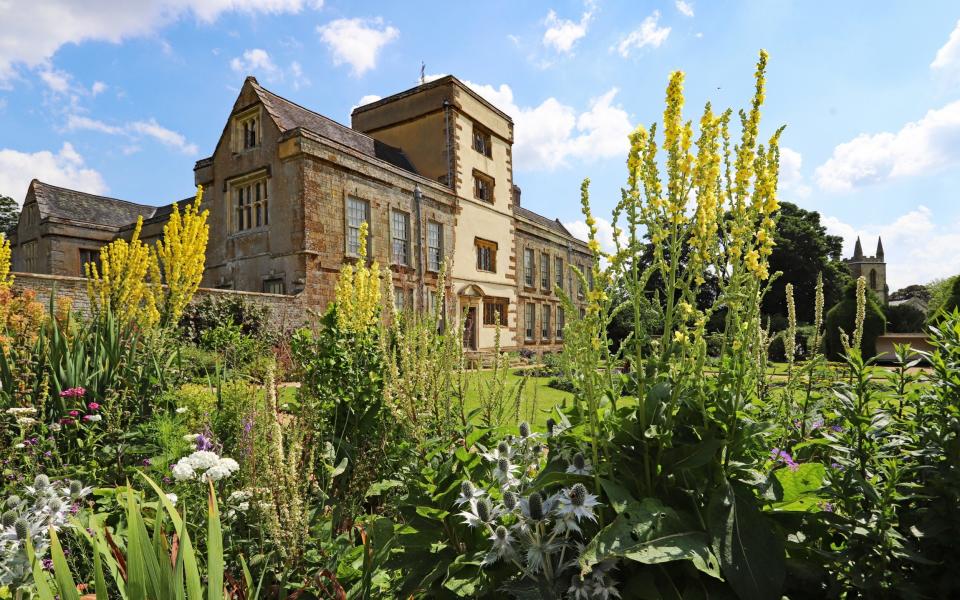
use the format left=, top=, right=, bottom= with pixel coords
left=580, top=498, right=720, bottom=580
left=415, top=505, right=449, bottom=520
left=599, top=478, right=637, bottom=514
left=661, top=438, right=722, bottom=473
left=49, top=527, right=80, bottom=600
left=771, top=463, right=825, bottom=511
left=364, top=479, right=404, bottom=498
left=93, top=534, right=110, bottom=600
left=708, top=482, right=785, bottom=600
left=207, top=480, right=224, bottom=600
left=27, top=537, right=57, bottom=600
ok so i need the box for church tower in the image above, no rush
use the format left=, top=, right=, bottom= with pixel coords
left=843, top=236, right=888, bottom=304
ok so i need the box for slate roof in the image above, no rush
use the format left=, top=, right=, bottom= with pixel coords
left=515, top=205, right=579, bottom=240
left=248, top=78, right=419, bottom=174
left=30, top=180, right=158, bottom=229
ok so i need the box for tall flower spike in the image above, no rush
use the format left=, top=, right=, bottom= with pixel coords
left=853, top=276, right=866, bottom=352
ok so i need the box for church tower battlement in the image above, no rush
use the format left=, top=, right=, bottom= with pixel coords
left=843, top=236, right=887, bottom=304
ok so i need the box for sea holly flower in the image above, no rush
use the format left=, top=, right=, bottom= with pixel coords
left=455, top=481, right=485, bottom=507
left=482, top=525, right=517, bottom=566
left=481, top=441, right=512, bottom=464
left=494, top=458, right=519, bottom=485
left=458, top=497, right=498, bottom=528
left=555, top=484, right=600, bottom=534
left=566, top=452, right=592, bottom=476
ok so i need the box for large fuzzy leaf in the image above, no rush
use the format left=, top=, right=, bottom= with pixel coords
left=708, top=482, right=785, bottom=600
left=580, top=497, right=721, bottom=579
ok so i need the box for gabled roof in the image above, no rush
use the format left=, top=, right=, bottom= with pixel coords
left=28, top=180, right=157, bottom=229
left=246, top=77, right=419, bottom=174
left=515, top=205, right=580, bottom=241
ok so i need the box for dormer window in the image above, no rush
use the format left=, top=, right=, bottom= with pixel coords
left=235, top=109, right=261, bottom=151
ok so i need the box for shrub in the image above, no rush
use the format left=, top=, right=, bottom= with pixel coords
left=199, top=322, right=262, bottom=371
left=178, top=294, right=272, bottom=346
left=885, top=303, right=926, bottom=333
left=824, top=280, right=886, bottom=359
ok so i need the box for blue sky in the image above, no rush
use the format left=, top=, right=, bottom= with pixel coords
left=1, top=0, right=959, bottom=289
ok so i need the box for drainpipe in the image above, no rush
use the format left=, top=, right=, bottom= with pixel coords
left=414, top=184, right=426, bottom=310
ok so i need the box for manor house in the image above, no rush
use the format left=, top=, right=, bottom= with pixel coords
left=8, top=75, right=591, bottom=354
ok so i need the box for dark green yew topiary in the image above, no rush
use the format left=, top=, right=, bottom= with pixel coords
left=823, top=281, right=886, bottom=360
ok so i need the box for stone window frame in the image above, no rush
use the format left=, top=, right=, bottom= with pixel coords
left=475, top=237, right=497, bottom=273
left=524, top=302, right=536, bottom=342
left=390, top=208, right=411, bottom=267
left=22, top=203, right=39, bottom=228
left=523, top=247, right=535, bottom=288
left=427, top=220, right=443, bottom=272
left=482, top=297, right=509, bottom=327
left=472, top=124, right=493, bottom=158
left=540, top=251, right=551, bottom=292
left=473, top=169, right=495, bottom=203
left=394, top=286, right=406, bottom=311
left=228, top=170, right=270, bottom=234
left=555, top=256, right=564, bottom=292
left=344, top=196, right=372, bottom=258
left=234, top=106, right=262, bottom=152
left=78, top=247, right=101, bottom=277
left=557, top=307, right=565, bottom=340
left=22, top=240, right=38, bottom=272
left=262, top=277, right=285, bottom=294
left=541, top=304, right=551, bottom=341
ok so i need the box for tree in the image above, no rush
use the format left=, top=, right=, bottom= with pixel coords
left=762, top=202, right=849, bottom=325
left=927, top=275, right=959, bottom=318
left=885, top=303, right=926, bottom=333
left=889, top=284, right=931, bottom=305
left=0, top=195, right=18, bottom=234
left=823, top=280, right=886, bottom=359
left=930, top=275, right=960, bottom=323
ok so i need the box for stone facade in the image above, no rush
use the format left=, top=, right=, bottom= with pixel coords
left=8, top=75, right=588, bottom=354
left=844, top=236, right=888, bottom=304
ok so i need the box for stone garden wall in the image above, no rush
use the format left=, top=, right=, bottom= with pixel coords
left=10, top=272, right=309, bottom=332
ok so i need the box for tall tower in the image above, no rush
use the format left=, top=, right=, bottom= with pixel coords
left=843, top=236, right=888, bottom=304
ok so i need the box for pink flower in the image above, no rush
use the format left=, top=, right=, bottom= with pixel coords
left=87, top=402, right=100, bottom=411
left=59, top=387, right=86, bottom=398
left=59, top=417, right=74, bottom=425
left=69, top=410, right=80, bottom=417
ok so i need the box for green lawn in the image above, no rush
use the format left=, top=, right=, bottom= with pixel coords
left=460, top=369, right=574, bottom=429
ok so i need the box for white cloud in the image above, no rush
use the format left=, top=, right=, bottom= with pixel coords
left=316, top=17, right=399, bottom=76
left=349, top=94, right=382, bottom=120
left=65, top=115, right=125, bottom=135
left=542, top=2, right=595, bottom=54
left=230, top=48, right=281, bottom=80
left=675, top=0, right=694, bottom=17
left=0, top=0, right=323, bottom=81
left=814, top=100, right=960, bottom=192
left=616, top=11, right=671, bottom=57
left=66, top=114, right=198, bottom=155
left=931, top=19, right=960, bottom=72
left=0, top=143, right=107, bottom=203
left=778, top=147, right=811, bottom=199
left=563, top=217, right=626, bottom=253
left=823, top=207, right=960, bottom=289
left=129, top=118, right=199, bottom=155
left=91, top=81, right=107, bottom=96
left=289, top=61, right=309, bottom=89
left=463, top=80, right=633, bottom=171
left=38, top=67, right=71, bottom=93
